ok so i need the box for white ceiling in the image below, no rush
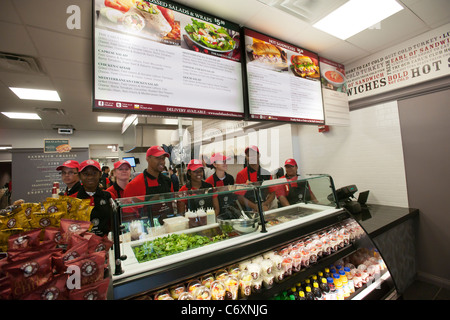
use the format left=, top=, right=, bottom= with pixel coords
left=0, top=0, right=449, bottom=133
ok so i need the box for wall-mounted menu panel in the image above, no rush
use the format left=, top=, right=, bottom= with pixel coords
left=320, top=57, right=350, bottom=126
left=244, top=28, right=324, bottom=124
left=93, top=0, right=244, bottom=119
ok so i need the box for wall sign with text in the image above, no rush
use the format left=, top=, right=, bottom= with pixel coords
left=346, top=23, right=450, bottom=101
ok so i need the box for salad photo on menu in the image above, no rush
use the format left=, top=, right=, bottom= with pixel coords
left=184, top=18, right=236, bottom=52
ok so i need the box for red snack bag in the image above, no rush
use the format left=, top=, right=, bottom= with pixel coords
left=2, top=251, right=55, bottom=299
left=86, top=233, right=113, bottom=254
left=64, top=251, right=106, bottom=286
left=21, top=273, right=69, bottom=300
left=43, top=227, right=63, bottom=245
left=53, top=240, right=89, bottom=273
left=68, top=277, right=110, bottom=300
left=7, top=244, right=61, bottom=263
left=67, top=233, right=89, bottom=250
left=60, top=219, right=91, bottom=244
left=7, top=229, right=42, bottom=250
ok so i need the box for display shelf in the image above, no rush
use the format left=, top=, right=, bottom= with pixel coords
left=112, top=208, right=347, bottom=299
left=245, top=245, right=356, bottom=300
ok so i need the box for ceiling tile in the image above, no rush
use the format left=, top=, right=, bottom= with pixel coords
left=12, top=0, right=92, bottom=38
left=0, top=21, right=38, bottom=56
left=0, top=0, right=22, bottom=24
left=27, top=27, right=91, bottom=63
left=346, top=8, right=429, bottom=54
left=41, top=57, right=91, bottom=81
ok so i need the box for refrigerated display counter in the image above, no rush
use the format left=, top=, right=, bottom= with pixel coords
left=109, top=175, right=396, bottom=300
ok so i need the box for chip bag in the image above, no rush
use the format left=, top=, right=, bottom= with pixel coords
left=68, top=277, right=110, bottom=300
left=2, top=251, right=55, bottom=299
left=21, top=273, right=69, bottom=300
left=64, top=251, right=106, bottom=286
left=7, top=228, right=41, bottom=251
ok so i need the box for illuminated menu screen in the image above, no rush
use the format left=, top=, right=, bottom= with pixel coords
left=244, top=28, right=324, bottom=123
left=93, top=0, right=244, bottom=119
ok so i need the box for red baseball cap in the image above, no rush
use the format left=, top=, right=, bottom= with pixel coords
left=210, top=152, right=229, bottom=163
left=79, top=159, right=101, bottom=172
left=187, top=159, right=203, bottom=171
left=114, top=159, right=131, bottom=170
left=56, top=160, right=80, bottom=171
left=245, top=145, right=259, bottom=154
left=146, top=145, right=169, bottom=158
left=284, top=158, right=297, bottom=167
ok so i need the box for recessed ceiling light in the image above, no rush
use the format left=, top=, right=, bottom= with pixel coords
left=1, top=112, right=41, bottom=120
left=313, top=0, right=404, bottom=40
left=9, top=87, right=61, bottom=101
left=98, top=116, right=124, bottom=123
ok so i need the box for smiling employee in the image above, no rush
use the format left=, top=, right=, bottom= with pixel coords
left=123, top=145, right=174, bottom=224
left=76, top=159, right=113, bottom=237
left=177, top=159, right=213, bottom=214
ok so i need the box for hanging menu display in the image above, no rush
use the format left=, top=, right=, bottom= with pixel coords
left=93, top=0, right=244, bottom=119
left=320, top=57, right=350, bottom=126
left=244, top=28, right=324, bottom=124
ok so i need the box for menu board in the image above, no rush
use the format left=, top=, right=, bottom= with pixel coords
left=93, top=0, right=244, bottom=119
left=244, top=28, right=324, bottom=123
left=319, top=57, right=350, bottom=126
left=11, top=148, right=89, bottom=203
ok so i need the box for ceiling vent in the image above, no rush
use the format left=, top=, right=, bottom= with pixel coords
left=0, top=52, right=44, bottom=74
left=36, top=108, right=66, bottom=116
left=258, top=0, right=349, bottom=24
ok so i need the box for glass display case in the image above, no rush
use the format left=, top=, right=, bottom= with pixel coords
left=109, top=175, right=395, bottom=300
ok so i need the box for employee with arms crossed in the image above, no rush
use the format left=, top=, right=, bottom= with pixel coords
left=123, top=146, right=174, bottom=224
left=76, top=160, right=113, bottom=237
left=235, top=146, right=275, bottom=212
left=277, top=158, right=317, bottom=207
left=56, top=160, right=82, bottom=197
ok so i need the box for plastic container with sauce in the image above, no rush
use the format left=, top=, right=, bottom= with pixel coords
left=163, top=216, right=189, bottom=233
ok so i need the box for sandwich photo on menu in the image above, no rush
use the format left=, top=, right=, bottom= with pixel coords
left=246, top=38, right=288, bottom=71
left=290, top=55, right=320, bottom=79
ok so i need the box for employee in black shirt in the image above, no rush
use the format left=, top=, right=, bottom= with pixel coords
left=56, top=160, right=82, bottom=197
left=76, top=160, right=113, bottom=237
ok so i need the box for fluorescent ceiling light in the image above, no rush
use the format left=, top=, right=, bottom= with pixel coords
left=98, top=116, right=124, bottom=123
left=1, top=112, right=41, bottom=120
left=313, top=0, right=403, bottom=40
left=9, top=87, right=61, bottom=101
left=0, top=146, right=12, bottom=150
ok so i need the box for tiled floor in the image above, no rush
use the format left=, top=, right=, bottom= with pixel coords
left=401, top=280, right=450, bottom=300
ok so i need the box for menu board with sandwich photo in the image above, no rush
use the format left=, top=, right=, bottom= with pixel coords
left=93, top=0, right=244, bottom=119
left=244, top=28, right=324, bottom=124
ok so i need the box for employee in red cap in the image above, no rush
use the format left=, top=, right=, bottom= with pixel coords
left=76, top=159, right=113, bottom=236
left=106, top=160, right=132, bottom=199
left=56, top=160, right=81, bottom=197
left=235, top=145, right=275, bottom=212
left=205, top=153, right=234, bottom=187
left=177, top=159, right=213, bottom=214
left=205, top=153, right=236, bottom=216
left=123, top=145, right=174, bottom=224
left=278, top=158, right=317, bottom=207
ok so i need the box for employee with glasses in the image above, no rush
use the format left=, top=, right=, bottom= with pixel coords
left=56, top=160, right=81, bottom=197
